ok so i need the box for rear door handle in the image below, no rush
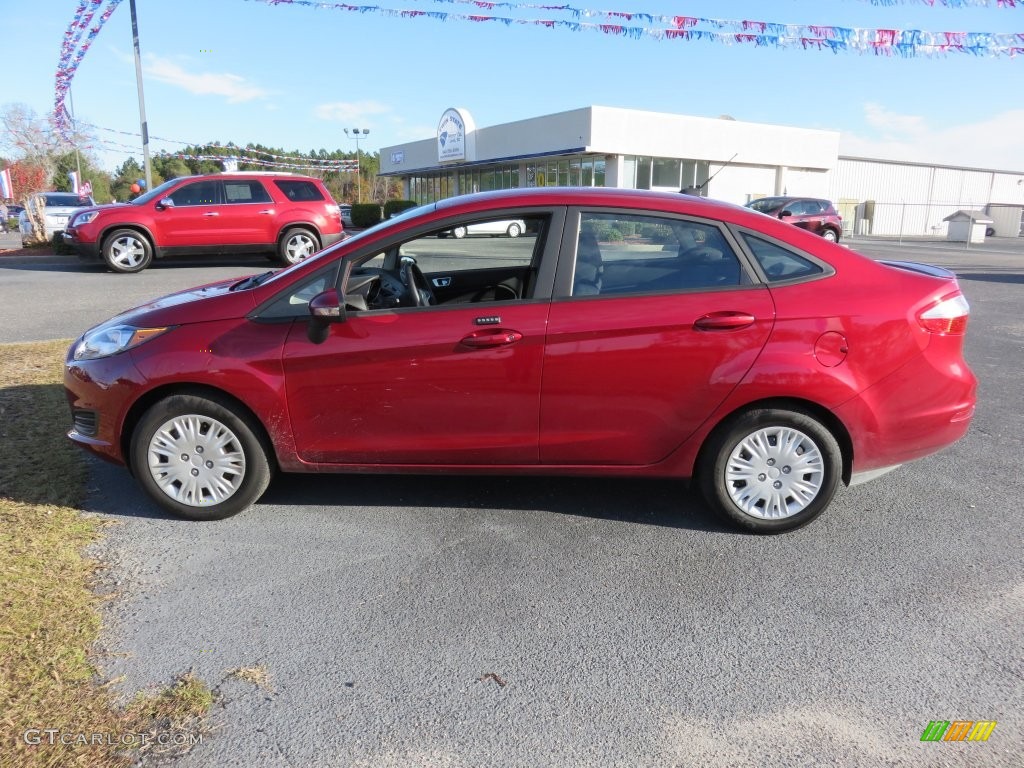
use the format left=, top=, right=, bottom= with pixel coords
left=258, top=209, right=275, bottom=215
left=203, top=212, right=219, bottom=217
left=460, top=329, right=523, bottom=348
left=694, top=312, right=756, bottom=331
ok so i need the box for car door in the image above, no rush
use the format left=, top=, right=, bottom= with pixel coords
left=154, top=179, right=223, bottom=248
left=539, top=210, right=775, bottom=465
left=220, top=179, right=276, bottom=246
left=281, top=211, right=561, bottom=465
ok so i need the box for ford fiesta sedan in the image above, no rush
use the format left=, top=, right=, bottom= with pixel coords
left=64, top=188, right=976, bottom=533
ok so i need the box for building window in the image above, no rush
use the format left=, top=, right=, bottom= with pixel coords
left=653, top=158, right=681, bottom=189
left=636, top=157, right=652, bottom=190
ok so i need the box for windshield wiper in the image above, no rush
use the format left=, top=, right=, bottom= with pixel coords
left=230, top=270, right=275, bottom=291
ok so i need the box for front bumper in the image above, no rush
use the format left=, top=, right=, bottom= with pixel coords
left=63, top=230, right=101, bottom=261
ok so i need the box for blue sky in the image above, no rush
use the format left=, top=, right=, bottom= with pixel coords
left=3, top=0, right=1023, bottom=172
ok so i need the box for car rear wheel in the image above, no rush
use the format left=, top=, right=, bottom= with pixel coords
left=103, top=229, right=153, bottom=273
left=452, top=226, right=467, bottom=239
left=822, top=229, right=838, bottom=243
left=699, top=408, right=842, bottom=533
left=130, top=394, right=273, bottom=521
left=506, top=222, right=522, bottom=238
left=278, top=227, right=319, bottom=265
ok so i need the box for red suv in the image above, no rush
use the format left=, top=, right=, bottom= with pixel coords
left=745, top=197, right=843, bottom=242
left=63, top=172, right=343, bottom=273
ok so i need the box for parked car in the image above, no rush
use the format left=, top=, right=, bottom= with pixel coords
left=63, top=172, right=343, bottom=273
left=745, top=196, right=843, bottom=242
left=18, top=193, right=96, bottom=240
left=64, top=187, right=975, bottom=533
left=438, top=218, right=526, bottom=238
left=338, top=203, right=353, bottom=228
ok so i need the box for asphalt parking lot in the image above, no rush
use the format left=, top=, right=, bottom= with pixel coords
left=2, top=238, right=1022, bottom=766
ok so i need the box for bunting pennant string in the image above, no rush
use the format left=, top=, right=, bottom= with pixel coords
left=244, top=1, right=1024, bottom=57
left=154, top=153, right=360, bottom=172
left=408, top=0, right=1021, bottom=12
left=80, top=122, right=364, bottom=166
left=54, top=0, right=123, bottom=140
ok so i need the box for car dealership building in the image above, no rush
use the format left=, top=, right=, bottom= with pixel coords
left=380, top=106, right=1024, bottom=238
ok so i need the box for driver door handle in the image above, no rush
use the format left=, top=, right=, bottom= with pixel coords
left=693, top=312, right=756, bottom=331
left=459, top=329, right=523, bottom=348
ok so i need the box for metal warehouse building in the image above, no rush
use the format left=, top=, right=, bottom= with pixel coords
left=380, top=106, right=1024, bottom=239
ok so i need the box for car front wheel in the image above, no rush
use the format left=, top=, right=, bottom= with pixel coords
left=822, top=229, right=838, bottom=243
left=506, top=223, right=522, bottom=238
left=278, top=227, right=319, bottom=265
left=699, top=408, right=842, bottom=533
left=452, top=226, right=467, bottom=239
left=130, top=394, right=273, bottom=521
left=103, top=229, right=153, bottom=273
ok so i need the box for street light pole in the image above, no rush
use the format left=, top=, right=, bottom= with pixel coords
left=129, top=0, right=152, bottom=191
left=344, top=128, right=370, bottom=203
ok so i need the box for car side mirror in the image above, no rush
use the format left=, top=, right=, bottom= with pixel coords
left=778, top=210, right=793, bottom=218
left=156, top=197, right=175, bottom=210
left=307, top=289, right=346, bottom=344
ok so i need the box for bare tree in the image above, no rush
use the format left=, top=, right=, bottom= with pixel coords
left=1, top=104, right=91, bottom=243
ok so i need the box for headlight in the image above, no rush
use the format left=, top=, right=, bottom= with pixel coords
left=72, top=324, right=172, bottom=360
left=72, top=211, right=99, bottom=225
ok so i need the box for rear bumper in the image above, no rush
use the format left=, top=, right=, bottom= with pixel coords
left=836, top=339, right=976, bottom=474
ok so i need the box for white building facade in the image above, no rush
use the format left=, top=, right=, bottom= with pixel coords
left=379, top=106, right=1024, bottom=238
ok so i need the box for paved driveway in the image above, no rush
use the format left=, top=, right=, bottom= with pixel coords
left=3, top=242, right=1022, bottom=766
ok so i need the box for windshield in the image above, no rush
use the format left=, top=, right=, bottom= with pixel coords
left=257, top=203, right=437, bottom=289
left=130, top=178, right=182, bottom=205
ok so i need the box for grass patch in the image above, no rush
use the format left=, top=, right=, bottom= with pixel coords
left=0, top=340, right=213, bottom=766
left=227, top=665, right=274, bottom=692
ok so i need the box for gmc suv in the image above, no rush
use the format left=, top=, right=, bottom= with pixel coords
left=745, top=196, right=843, bottom=242
left=64, top=172, right=343, bottom=273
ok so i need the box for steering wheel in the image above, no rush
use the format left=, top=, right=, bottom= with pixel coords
left=399, top=256, right=436, bottom=307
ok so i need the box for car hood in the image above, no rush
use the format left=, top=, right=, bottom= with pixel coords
left=99, top=276, right=259, bottom=330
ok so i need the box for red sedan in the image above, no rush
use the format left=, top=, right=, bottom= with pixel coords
left=64, top=188, right=976, bottom=533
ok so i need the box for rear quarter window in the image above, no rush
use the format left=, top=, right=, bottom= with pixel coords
left=274, top=180, right=325, bottom=202
left=741, top=233, right=827, bottom=282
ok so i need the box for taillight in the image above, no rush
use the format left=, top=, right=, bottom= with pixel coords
left=918, top=293, right=970, bottom=334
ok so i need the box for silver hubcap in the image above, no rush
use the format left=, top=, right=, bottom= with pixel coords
left=285, top=233, right=316, bottom=262
left=109, top=236, right=146, bottom=268
left=147, top=414, right=246, bottom=507
left=725, top=426, right=824, bottom=520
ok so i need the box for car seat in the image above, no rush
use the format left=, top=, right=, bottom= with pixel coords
left=573, top=230, right=604, bottom=295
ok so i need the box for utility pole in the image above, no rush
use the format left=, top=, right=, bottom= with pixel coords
left=129, top=0, right=152, bottom=191
left=344, top=128, right=370, bottom=203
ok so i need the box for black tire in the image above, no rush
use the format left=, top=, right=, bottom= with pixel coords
left=506, top=222, right=522, bottom=238
left=102, top=229, right=153, bottom=273
left=452, top=226, right=467, bottom=239
left=698, top=408, right=842, bottom=534
left=130, top=394, right=273, bottom=521
left=277, top=227, right=319, bottom=266
left=821, top=229, right=839, bottom=243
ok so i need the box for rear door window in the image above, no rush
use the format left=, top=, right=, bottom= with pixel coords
left=224, top=180, right=272, bottom=204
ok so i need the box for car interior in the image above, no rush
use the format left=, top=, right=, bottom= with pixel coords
left=342, top=216, right=544, bottom=311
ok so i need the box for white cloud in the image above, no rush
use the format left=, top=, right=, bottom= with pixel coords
left=313, top=101, right=393, bottom=124
left=141, top=53, right=269, bottom=103
left=841, top=103, right=1024, bottom=170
